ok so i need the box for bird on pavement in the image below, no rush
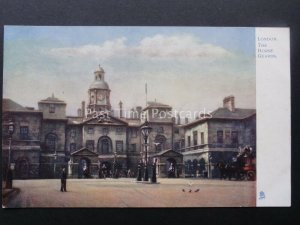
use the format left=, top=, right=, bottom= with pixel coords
left=194, top=189, right=200, bottom=192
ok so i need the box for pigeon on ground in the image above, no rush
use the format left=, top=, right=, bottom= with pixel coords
left=194, top=189, right=200, bottom=192
left=182, top=189, right=185, bottom=192
left=188, top=181, right=193, bottom=187
left=189, top=189, right=192, bottom=193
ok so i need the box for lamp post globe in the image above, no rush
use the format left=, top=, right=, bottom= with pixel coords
left=8, top=120, right=15, bottom=136
left=141, top=120, right=152, bottom=138
left=140, top=119, right=152, bottom=182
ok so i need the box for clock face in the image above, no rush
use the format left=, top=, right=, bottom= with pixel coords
left=97, top=94, right=105, bottom=102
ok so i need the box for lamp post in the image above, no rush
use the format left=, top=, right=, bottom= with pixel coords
left=137, top=153, right=142, bottom=181
left=208, top=152, right=213, bottom=179
left=5, top=120, right=15, bottom=189
left=53, top=151, right=57, bottom=178
left=151, top=158, right=157, bottom=183
left=140, top=119, right=152, bottom=182
left=113, top=151, right=117, bottom=178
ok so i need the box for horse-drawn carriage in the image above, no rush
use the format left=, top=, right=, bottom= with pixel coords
left=217, top=147, right=256, bottom=181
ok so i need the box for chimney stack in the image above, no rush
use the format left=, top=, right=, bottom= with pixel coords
left=81, top=101, right=85, bottom=118
left=130, top=108, right=135, bottom=119
left=119, top=101, right=123, bottom=118
left=177, top=113, right=181, bottom=125
left=136, top=106, right=142, bottom=119
left=223, top=95, right=235, bottom=112
left=77, top=108, right=82, bottom=117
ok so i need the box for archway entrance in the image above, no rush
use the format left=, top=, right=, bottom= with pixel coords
left=199, top=158, right=206, bottom=176
left=192, top=159, right=198, bottom=177
left=16, top=159, right=29, bottom=179
left=78, top=158, right=91, bottom=178
left=166, top=158, right=177, bottom=178
left=185, top=160, right=193, bottom=177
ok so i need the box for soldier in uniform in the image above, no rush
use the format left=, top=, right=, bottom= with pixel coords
left=60, top=167, right=67, bottom=192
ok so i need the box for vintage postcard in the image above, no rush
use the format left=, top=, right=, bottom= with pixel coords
left=2, top=26, right=290, bottom=207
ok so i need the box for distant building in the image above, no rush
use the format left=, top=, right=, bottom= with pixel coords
left=182, top=95, right=256, bottom=178
left=2, top=66, right=256, bottom=179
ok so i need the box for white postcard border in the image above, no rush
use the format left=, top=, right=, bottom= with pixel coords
left=256, top=27, right=291, bottom=206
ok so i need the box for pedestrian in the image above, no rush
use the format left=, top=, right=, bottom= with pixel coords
left=127, top=169, right=131, bottom=178
left=98, top=168, right=103, bottom=178
left=60, top=167, right=67, bottom=192
left=168, top=163, right=174, bottom=178
left=102, top=164, right=107, bottom=179
left=151, top=159, right=157, bottom=183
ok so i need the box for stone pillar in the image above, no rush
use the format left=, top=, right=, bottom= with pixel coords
left=81, top=101, right=85, bottom=118
left=136, top=106, right=142, bottom=119
left=177, top=113, right=181, bottom=125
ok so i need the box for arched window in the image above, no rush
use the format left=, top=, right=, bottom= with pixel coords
left=16, top=158, right=29, bottom=179
left=45, top=133, right=57, bottom=152
left=154, top=135, right=166, bottom=151
left=97, top=136, right=112, bottom=154
left=102, top=139, right=109, bottom=153
left=199, top=158, right=206, bottom=172
left=185, top=160, right=193, bottom=177
left=192, top=159, right=198, bottom=177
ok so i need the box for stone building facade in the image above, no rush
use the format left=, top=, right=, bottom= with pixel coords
left=2, top=66, right=256, bottom=179
left=38, top=95, right=68, bottom=178
left=2, top=100, right=42, bottom=179
left=182, top=96, right=256, bottom=178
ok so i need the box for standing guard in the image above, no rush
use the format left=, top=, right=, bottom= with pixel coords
left=60, top=167, right=67, bottom=192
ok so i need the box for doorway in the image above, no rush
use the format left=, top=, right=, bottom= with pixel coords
left=166, top=158, right=177, bottom=178
left=78, top=158, right=91, bottom=178
left=16, top=159, right=29, bottom=179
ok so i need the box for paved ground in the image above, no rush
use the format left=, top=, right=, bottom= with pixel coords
left=3, top=178, right=256, bottom=207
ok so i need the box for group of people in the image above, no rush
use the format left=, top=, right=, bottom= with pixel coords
left=59, top=162, right=155, bottom=192
left=98, top=168, right=135, bottom=179
left=97, top=163, right=135, bottom=179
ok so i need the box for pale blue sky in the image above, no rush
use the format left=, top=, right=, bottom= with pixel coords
left=4, top=26, right=255, bottom=55
left=3, top=26, right=256, bottom=117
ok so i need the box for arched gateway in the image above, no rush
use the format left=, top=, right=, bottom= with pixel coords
left=150, top=149, right=183, bottom=178
left=70, top=148, right=99, bottom=178
left=78, top=157, right=91, bottom=178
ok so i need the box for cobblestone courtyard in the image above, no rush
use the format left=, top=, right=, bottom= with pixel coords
left=3, top=178, right=256, bottom=207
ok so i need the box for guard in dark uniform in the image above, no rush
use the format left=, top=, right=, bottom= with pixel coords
left=60, top=167, right=67, bottom=192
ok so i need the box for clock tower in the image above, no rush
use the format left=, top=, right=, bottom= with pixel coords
left=86, top=65, right=111, bottom=118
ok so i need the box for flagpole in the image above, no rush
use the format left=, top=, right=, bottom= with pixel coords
left=145, top=83, right=148, bottom=107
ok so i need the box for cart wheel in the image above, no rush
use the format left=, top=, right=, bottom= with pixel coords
left=237, top=172, right=245, bottom=180
left=247, top=171, right=256, bottom=181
